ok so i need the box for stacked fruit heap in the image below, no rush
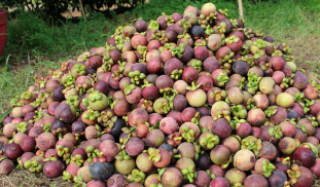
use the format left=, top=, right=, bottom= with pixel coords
left=1, top=2, right=320, bottom=187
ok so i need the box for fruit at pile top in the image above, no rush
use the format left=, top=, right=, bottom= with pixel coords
left=1, top=2, right=320, bottom=187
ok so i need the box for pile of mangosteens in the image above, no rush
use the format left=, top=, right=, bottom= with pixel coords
left=1, top=2, right=320, bottom=187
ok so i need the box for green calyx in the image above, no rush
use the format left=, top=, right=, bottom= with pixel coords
left=24, top=159, right=44, bottom=173
left=102, top=58, right=114, bottom=72
left=17, top=122, right=28, bottom=133
left=148, top=20, right=159, bottom=30
left=241, top=136, right=262, bottom=156
left=61, top=74, right=76, bottom=88
left=160, top=88, right=178, bottom=99
left=73, top=176, right=86, bottom=187
left=124, top=83, right=137, bottom=95
left=190, top=112, right=200, bottom=124
left=253, top=39, right=266, bottom=49
left=127, top=169, right=146, bottom=184
left=70, top=154, right=85, bottom=166
left=187, top=59, right=202, bottom=72
left=88, top=90, right=103, bottom=103
left=87, top=90, right=109, bottom=111
left=280, top=77, right=294, bottom=89
left=262, top=160, right=275, bottom=178
left=179, top=19, right=192, bottom=33
left=128, top=70, right=146, bottom=85
left=62, top=171, right=73, bottom=182
left=253, top=50, right=265, bottom=60
left=212, top=109, right=231, bottom=122
left=169, top=69, right=183, bottom=80
left=206, top=169, right=216, bottom=179
left=181, top=165, right=197, bottom=183
left=239, top=45, right=250, bottom=56
left=171, top=43, right=185, bottom=59
left=181, top=126, right=196, bottom=143
left=153, top=98, right=171, bottom=114
left=199, top=133, right=220, bottom=150
left=83, top=109, right=100, bottom=121
left=147, top=148, right=161, bottom=162
left=216, top=74, right=229, bottom=87
left=209, top=89, right=227, bottom=102
left=150, top=183, right=163, bottom=187
left=265, top=106, right=278, bottom=117
left=20, top=91, right=33, bottom=100
left=217, top=22, right=226, bottom=34
left=186, top=82, right=202, bottom=91
left=226, top=35, right=240, bottom=45
left=194, top=142, right=204, bottom=161
left=71, top=63, right=86, bottom=78
left=137, top=45, right=147, bottom=60
left=98, top=110, right=117, bottom=128
left=115, top=150, right=132, bottom=160
left=307, top=115, right=319, bottom=127
left=231, top=105, right=248, bottom=119
left=85, top=146, right=100, bottom=158
left=56, top=145, right=71, bottom=159
left=287, top=164, right=301, bottom=185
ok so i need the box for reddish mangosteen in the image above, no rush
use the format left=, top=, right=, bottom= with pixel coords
left=20, top=136, right=36, bottom=152
left=125, top=138, right=144, bottom=157
left=4, top=143, right=22, bottom=160
left=212, top=118, right=232, bottom=139
left=128, top=108, right=149, bottom=127
left=36, top=132, right=57, bottom=151
left=203, top=57, right=220, bottom=74
left=43, top=160, right=64, bottom=178
left=0, top=157, right=15, bottom=175
left=244, top=174, right=268, bottom=187
left=294, top=166, right=314, bottom=187
left=44, top=149, right=59, bottom=159
left=107, top=174, right=128, bottom=187
left=209, top=177, right=230, bottom=187
left=87, top=180, right=106, bottom=187
left=293, top=147, right=316, bottom=168
left=155, top=75, right=174, bottom=89
left=311, top=158, right=320, bottom=178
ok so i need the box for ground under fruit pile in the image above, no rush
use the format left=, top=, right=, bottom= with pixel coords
left=1, top=2, right=320, bottom=187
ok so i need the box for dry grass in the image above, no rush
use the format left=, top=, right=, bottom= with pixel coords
left=0, top=169, right=73, bottom=187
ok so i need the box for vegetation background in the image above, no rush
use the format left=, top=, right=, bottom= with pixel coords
left=0, top=0, right=319, bottom=186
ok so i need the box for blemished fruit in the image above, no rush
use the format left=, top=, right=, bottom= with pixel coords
left=0, top=2, right=319, bottom=187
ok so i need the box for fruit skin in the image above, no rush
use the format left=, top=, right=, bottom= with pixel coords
left=89, top=161, right=114, bottom=182
left=0, top=158, right=15, bottom=175
left=233, top=149, right=255, bottom=171
left=244, top=174, right=268, bottom=187
left=276, top=93, right=294, bottom=109
left=161, top=167, right=183, bottom=187
left=293, top=147, right=316, bottom=168
left=209, top=177, right=230, bottom=187
left=43, top=160, right=64, bottom=178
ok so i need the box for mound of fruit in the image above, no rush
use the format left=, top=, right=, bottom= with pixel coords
left=1, top=2, right=320, bottom=187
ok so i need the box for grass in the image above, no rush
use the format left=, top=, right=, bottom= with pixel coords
left=0, top=0, right=319, bottom=186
